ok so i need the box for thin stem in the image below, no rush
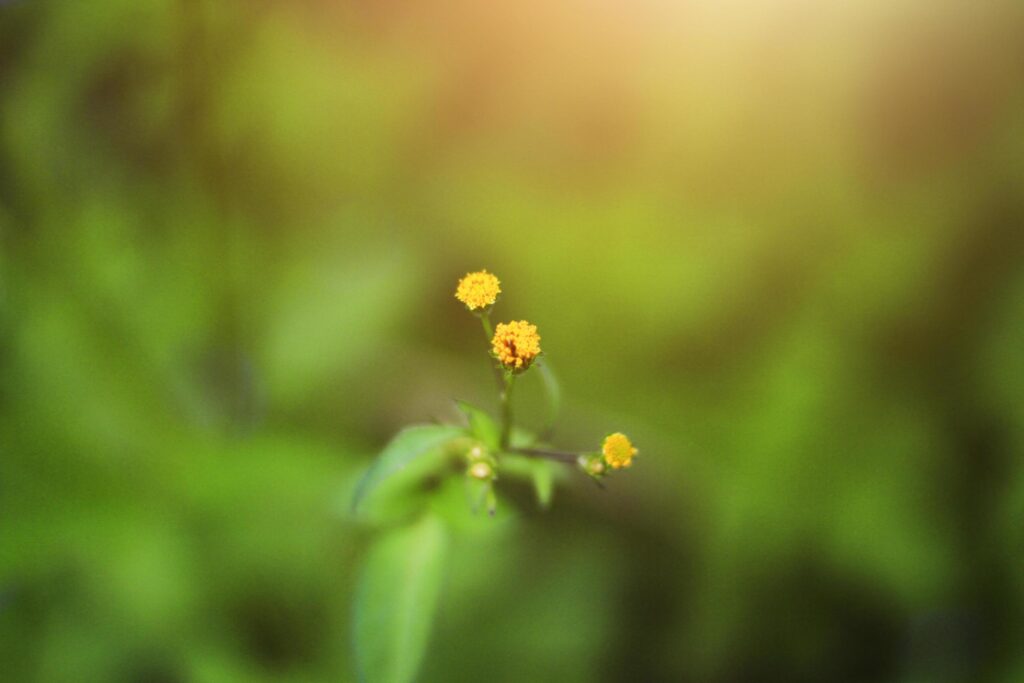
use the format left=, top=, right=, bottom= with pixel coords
left=509, top=446, right=580, bottom=464
left=479, top=311, right=494, bottom=341
left=500, top=373, right=515, bottom=450
left=478, top=310, right=503, bottom=391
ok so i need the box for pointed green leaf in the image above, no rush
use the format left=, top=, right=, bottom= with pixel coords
left=500, top=454, right=562, bottom=510
left=531, top=458, right=555, bottom=509
left=455, top=400, right=500, bottom=452
left=352, top=425, right=464, bottom=514
left=354, top=514, right=448, bottom=683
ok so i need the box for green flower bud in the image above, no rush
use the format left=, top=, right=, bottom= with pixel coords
left=577, top=453, right=606, bottom=477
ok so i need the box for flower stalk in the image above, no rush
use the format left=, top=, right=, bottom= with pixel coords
left=508, top=446, right=579, bottom=463
left=477, top=310, right=504, bottom=390
left=479, top=310, right=494, bottom=341
left=500, top=372, right=514, bottom=450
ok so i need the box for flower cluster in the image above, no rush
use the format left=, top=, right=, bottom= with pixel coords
left=576, top=433, right=639, bottom=480
left=602, top=432, right=638, bottom=469
left=455, top=269, right=501, bottom=311
left=454, top=269, right=639, bottom=489
left=353, top=268, right=641, bottom=683
left=491, top=320, right=541, bottom=373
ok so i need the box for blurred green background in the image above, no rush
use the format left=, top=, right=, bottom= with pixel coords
left=3, top=0, right=1024, bottom=681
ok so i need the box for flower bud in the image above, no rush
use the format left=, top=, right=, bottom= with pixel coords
left=577, top=454, right=606, bottom=477
left=468, top=461, right=494, bottom=481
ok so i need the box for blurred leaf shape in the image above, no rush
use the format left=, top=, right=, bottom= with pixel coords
left=351, top=424, right=464, bottom=515
left=211, top=17, right=430, bottom=203
left=261, top=247, right=416, bottom=410
left=354, top=514, right=448, bottom=683
left=501, top=454, right=560, bottom=510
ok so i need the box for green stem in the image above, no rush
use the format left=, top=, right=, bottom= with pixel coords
left=509, top=447, right=580, bottom=463
left=479, top=311, right=494, bottom=341
left=479, top=310, right=503, bottom=391
left=500, top=373, right=515, bottom=450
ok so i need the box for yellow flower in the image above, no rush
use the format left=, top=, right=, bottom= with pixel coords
left=455, top=270, right=501, bottom=311
left=602, top=432, right=637, bottom=469
left=491, top=320, right=541, bottom=372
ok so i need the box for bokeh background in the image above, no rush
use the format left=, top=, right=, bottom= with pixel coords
left=3, top=0, right=1024, bottom=681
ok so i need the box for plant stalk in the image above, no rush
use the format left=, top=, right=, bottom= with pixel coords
left=500, top=373, right=515, bottom=450
left=509, top=447, right=580, bottom=464
left=479, top=311, right=504, bottom=391
left=479, top=311, right=494, bottom=341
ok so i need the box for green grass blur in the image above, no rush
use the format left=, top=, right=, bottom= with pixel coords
left=2, top=1, right=1024, bottom=681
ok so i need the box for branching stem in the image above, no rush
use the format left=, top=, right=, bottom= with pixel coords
left=508, top=446, right=579, bottom=463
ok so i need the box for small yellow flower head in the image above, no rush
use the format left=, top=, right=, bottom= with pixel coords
left=602, top=432, right=638, bottom=469
left=491, top=320, right=541, bottom=372
left=455, top=270, right=501, bottom=311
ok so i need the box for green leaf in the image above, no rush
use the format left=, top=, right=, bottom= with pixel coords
left=531, top=459, right=556, bottom=509
left=537, top=360, right=561, bottom=436
left=354, top=514, right=448, bottom=683
left=500, top=454, right=562, bottom=510
left=509, top=426, right=538, bottom=449
left=455, top=400, right=500, bottom=452
left=352, top=425, right=465, bottom=514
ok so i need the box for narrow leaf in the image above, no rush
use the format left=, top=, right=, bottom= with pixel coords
left=354, top=514, right=448, bottom=683
left=500, top=454, right=562, bottom=510
left=531, top=458, right=555, bottom=509
left=352, top=425, right=464, bottom=514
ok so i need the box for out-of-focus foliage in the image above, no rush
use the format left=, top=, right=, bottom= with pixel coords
left=2, top=0, right=1024, bottom=681
left=354, top=514, right=447, bottom=683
